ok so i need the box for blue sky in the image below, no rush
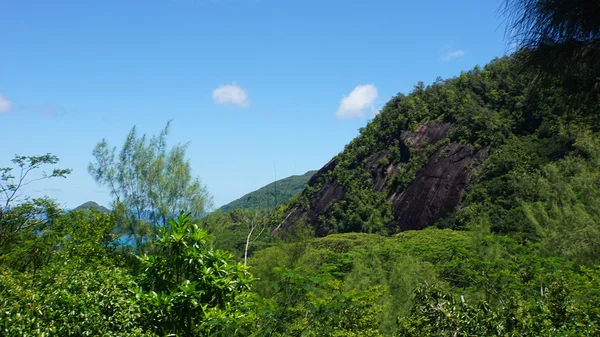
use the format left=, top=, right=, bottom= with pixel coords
left=0, top=0, right=511, bottom=209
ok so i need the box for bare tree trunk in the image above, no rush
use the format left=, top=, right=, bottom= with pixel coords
left=244, top=223, right=255, bottom=266
left=244, top=209, right=266, bottom=266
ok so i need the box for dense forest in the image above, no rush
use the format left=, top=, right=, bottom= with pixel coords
left=219, top=170, right=316, bottom=212
left=2, top=1, right=600, bottom=336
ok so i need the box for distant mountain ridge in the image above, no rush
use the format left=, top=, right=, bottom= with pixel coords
left=219, top=170, right=317, bottom=212
left=73, top=201, right=110, bottom=214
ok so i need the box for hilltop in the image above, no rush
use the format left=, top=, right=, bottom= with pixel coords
left=219, top=170, right=316, bottom=212
left=73, top=201, right=110, bottom=214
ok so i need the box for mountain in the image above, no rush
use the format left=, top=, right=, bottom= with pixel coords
left=273, top=53, right=600, bottom=243
left=73, top=201, right=110, bottom=214
left=219, top=170, right=317, bottom=212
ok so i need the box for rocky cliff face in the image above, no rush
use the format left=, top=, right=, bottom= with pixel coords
left=366, top=122, right=452, bottom=193
left=277, top=122, right=488, bottom=235
left=388, top=142, right=488, bottom=232
left=276, top=158, right=346, bottom=236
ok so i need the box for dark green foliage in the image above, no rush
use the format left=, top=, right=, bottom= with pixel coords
left=220, top=170, right=317, bottom=212
left=251, top=267, right=383, bottom=337
left=456, top=129, right=600, bottom=266
left=0, top=210, right=154, bottom=336
left=136, top=213, right=254, bottom=337
left=250, top=231, right=465, bottom=335
left=1, top=262, right=151, bottom=337
left=1, top=265, right=152, bottom=336
left=200, top=209, right=273, bottom=261
left=398, top=270, right=600, bottom=336
left=326, top=187, right=392, bottom=235
left=249, top=229, right=600, bottom=336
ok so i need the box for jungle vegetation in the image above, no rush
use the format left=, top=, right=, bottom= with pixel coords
left=219, top=170, right=316, bottom=212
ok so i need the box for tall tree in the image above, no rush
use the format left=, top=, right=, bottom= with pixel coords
left=89, top=121, right=211, bottom=247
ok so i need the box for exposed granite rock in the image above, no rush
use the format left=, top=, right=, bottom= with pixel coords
left=276, top=121, right=488, bottom=235
left=389, top=143, right=488, bottom=231
left=402, top=122, right=452, bottom=149
left=273, top=158, right=345, bottom=236
left=367, top=122, right=451, bottom=192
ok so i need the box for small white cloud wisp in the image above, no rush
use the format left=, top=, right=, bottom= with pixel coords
left=336, top=84, right=379, bottom=120
left=212, top=83, right=249, bottom=108
left=440, top=42, right=466, bottom=62
left=0, top=93, right=13, bottom=114
left=440, top=49, right=466, bottom=62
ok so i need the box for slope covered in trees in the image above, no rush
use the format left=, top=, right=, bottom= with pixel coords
left=219, top=170, right=316, bottom=212
left=274, top=51, right=599, bottom=239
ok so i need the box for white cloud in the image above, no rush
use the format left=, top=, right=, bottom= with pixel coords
left=212, top=83, right=249, bottom=108
left=335, top=84, right=379, bottom=119
left=440, top=49, right=466, bottom=61
left=440, top=42, right=454, bottom=51
left=440, top=43, right=466, bottom=62
left=15, top=101, right=78, bottom=117
left=36, top=101, right=79, bottom=117
left=0, top=93, right=13, bottom=114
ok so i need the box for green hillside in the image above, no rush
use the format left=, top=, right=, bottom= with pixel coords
left=219, top=170, right=316, bottom=212
left=274, top=51, right=600, bottom=241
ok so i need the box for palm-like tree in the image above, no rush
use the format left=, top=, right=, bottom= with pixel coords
left=503, top=0, right=600, bottom=126
left=503, top=0, right=600, bottom=73
left=504, top=0, right=600, bottom=48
